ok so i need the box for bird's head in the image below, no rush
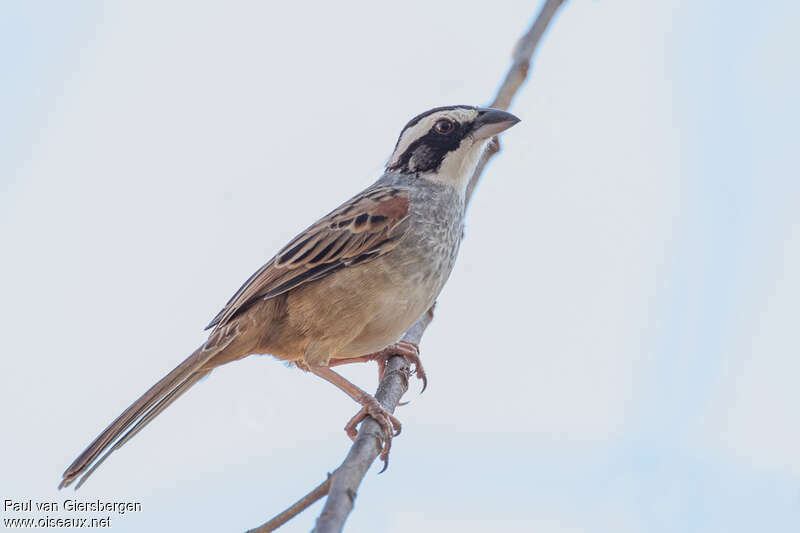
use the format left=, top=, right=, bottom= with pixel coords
left=386, top=105, right=520, bottom=191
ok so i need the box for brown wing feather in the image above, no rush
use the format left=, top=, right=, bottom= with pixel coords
left=205, top=187, right=410, bottom=330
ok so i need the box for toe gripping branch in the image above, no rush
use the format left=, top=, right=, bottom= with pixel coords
left=376, top=341, right=427, bottom=393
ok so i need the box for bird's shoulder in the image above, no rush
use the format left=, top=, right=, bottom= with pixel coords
left=205, top=185, right=412, bottom=330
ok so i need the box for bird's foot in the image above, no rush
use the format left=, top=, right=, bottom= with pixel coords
left=375, top=340, right=427, bottom=392
left=344, top=393, right=401, bottom=471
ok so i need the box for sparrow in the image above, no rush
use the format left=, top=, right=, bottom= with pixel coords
left=59, top=105, right=520, bottom=489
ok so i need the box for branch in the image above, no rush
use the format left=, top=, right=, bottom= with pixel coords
left=248, top=309, right=434, bottom=533
left=467, top=0, right=566, bottom=200
left=491, top=0, right=565, bottom=111
left=314, top=309, right=434, bottom=533
left=247, top=475, right=332, bottom=533
left=251, top=1, right=567, bottom=531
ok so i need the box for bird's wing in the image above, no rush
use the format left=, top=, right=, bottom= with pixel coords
left=206, top=186, right=411, bottom=330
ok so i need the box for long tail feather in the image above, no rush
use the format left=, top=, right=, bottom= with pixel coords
left=59, top=342, right=229, bottom=489
left=72, top=371, right=210, bottom=489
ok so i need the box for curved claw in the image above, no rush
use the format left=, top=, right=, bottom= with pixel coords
left=418, top=368, right=428, bottom=394
left=378, top=452, right=390, bottom=474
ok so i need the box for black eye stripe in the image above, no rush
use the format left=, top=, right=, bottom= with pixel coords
left=388, top=119, right=475, bottom=174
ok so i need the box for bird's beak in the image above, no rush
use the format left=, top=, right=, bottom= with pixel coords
left=471, top=108, right=521, bottom=140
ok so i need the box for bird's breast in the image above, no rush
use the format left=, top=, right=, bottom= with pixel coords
left=337, top=185, right=464, bottom=357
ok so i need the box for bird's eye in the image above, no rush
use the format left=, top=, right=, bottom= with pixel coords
left=433, top=119, right=455, bottom=135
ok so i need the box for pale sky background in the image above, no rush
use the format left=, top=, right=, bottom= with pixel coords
left=2, top=1, right=799, bottom=531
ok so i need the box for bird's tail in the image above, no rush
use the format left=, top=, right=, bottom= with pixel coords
left=59, top=337, right=235, bottom=489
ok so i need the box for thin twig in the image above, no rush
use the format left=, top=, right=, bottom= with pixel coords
left=247, top=474, right=333, bottom=533
left=252, top=1, right=567, bottom=531
left=492, top=0, right=565, bottom=111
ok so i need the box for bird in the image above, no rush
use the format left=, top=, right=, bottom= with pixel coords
left=59, top=105, right=520, bottom=489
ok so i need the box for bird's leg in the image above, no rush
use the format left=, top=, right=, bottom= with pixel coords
left=328, top=341, right=427, bottom=392
left=307, top=365, right=401, bottom=465
left=327, top=354, right=379, bottom=367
